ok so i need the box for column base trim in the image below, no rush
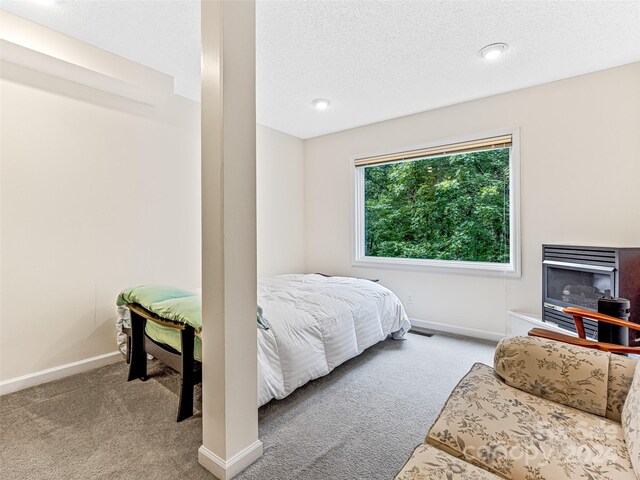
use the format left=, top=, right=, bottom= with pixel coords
left=198, top=440, right=263, bottom=480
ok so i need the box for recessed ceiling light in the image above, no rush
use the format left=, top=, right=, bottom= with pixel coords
left=479, top=43, right=508, bottom=60
left=312, top=98, right=330, bottom=110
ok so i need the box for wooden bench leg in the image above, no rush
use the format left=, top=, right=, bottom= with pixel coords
left=127, top=310, right=148, bottom=382
left=125, top=334, right=132, bottom=365
left=177, top=325, right=195, bottom=422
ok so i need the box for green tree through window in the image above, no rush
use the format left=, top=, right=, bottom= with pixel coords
left=363, top=148, right=510, bottom=263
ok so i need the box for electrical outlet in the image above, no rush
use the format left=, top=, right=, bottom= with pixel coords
left=407, top=294, right=414, bottom=305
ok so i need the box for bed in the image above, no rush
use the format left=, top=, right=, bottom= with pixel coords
left=117, top=274, right=410, bottom=419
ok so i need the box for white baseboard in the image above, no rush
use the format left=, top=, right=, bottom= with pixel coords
left=199, top=440, right=263, bottom=480
left=410, top=317, right=504, bottom=342
left=0, top=351, right=122, bottom=396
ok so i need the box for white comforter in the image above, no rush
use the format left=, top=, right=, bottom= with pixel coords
left=257, top=274, right=410, bottom=406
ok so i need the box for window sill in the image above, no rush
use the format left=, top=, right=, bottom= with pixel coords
left=352, top=255, right=520, bottom=278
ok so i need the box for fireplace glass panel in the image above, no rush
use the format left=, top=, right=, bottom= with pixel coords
left=546, top=266, right=613, bottom=310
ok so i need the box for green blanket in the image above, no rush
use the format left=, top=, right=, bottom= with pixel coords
left=117, top=285, right=270, bottom=334
left=145, top=321, right=203, bottom=361
left=117, top=285, right=201, bottom=332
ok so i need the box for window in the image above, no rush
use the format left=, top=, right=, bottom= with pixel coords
left=353, top=130, right=520, bottom=276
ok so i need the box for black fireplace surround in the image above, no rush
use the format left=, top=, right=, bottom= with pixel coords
left=542, top=245, right=640, bottom=346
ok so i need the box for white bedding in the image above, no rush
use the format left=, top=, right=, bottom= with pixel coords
left=116, top=274, right=411, bottom=406
left=257, top=274, right=410, bottom=406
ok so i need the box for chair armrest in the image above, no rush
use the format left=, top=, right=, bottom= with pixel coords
left=494, top=336, right=636, bottom=419
left=607, top=353, right=638, bottom=422
left=564, top=307, right=640, bottom=333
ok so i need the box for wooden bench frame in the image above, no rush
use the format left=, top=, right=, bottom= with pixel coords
left=126, top=303, right=202, bottom=421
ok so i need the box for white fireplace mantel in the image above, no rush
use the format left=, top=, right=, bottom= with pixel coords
left=507, top=311, right=596, bottom=340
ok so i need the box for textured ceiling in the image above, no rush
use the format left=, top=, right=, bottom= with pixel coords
left=257, top=0, right=640, bottom=138
left=2, top=1, right=639, bottom=139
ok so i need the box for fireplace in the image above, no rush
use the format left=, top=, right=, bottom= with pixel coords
left=542, top=245, right=640, bottom=345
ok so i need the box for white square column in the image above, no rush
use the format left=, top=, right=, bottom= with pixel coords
left=198, top=1, right=261, bottom=479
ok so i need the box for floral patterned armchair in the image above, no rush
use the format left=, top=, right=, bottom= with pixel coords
left=395, top=336, right=639, bottom=480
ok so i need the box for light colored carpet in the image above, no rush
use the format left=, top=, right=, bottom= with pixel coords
left=0, top=332, right=496, bottom=480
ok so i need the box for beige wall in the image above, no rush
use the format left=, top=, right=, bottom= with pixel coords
left=0, top=66, right=202, bottom=382
left=0, top=98, right=306, bottom=384
left=0, top=80, right=304, bottom=386
left=257, top=124, right=305, bottom=277
left=304, top=62, right=640, bottom=336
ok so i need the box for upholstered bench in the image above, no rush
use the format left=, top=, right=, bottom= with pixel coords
left=396, top=336, right=639, bottom=480
left=117, top=285, right=202, bottom=422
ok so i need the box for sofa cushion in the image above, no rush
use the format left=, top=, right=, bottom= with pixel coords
left=608, top=353, right=638, bottom=422
left=395, top=442, right=500, bottom=480
left=427, top=363, right=636, bottom=480
left=622, top=363, right=640, bottom=477
left=494, top=336, right=610, bottom=417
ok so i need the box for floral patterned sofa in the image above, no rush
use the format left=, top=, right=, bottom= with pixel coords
left=395, top=336, right=640, bottom=480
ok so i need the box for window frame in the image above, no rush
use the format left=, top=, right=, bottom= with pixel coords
left=351, top=128, right=521, bottom=277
